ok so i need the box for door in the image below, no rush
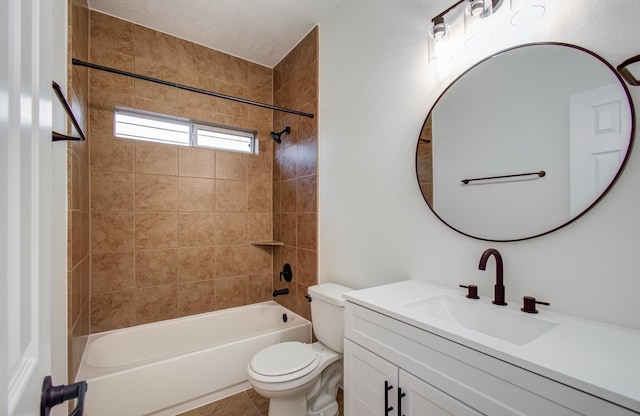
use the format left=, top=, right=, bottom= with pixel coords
left=569, top=83, right=631, bottom=216
left=2, top=0, right=62, bottom=414
left=344, top=340, right=399, bottom=416
left=398, top=369, right=482, bottom=416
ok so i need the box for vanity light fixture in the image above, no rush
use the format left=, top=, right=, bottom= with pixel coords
left=429, top=0, right=503, bottom=64
left=432, top=16, right=448, bottom=39
left=464, top=0, right=494, bottom=48
left=428, top=16, right=453, bottom=65
left=469, top=0, right=488, bottom=17
left=428, top=0, right=548, bottom=65
left=510, top=0, right=546, bottom=26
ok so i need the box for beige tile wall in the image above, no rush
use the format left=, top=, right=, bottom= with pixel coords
left=88, top=11, right=276, bottom=333
left=68, top=0, right=90, bottom=382
left=272, top=28, right=319, bottom=321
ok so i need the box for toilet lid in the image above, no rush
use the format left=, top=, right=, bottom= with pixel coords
left=250, top=342, right=318, bottom=377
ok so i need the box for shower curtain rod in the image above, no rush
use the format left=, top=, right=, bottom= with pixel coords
left=72, top=58, right=315, bottom=119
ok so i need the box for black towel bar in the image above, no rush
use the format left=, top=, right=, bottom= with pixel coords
left=461, top=170, right=546, bottom=185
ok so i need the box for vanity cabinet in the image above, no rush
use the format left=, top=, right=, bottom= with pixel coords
left=344, top=301, right=638, bottom=416
left=345, top=339, right=480, bottom=415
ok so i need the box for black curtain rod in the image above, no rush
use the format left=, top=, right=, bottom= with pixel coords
left=72, top=58, right=314, bottom=119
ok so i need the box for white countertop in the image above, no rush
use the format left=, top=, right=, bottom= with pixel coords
left=343, top=279, right=640, bottom=413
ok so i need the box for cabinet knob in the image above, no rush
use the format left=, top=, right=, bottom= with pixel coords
left=521, top=296, right=550, bottom=314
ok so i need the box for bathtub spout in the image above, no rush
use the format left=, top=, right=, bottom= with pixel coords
left=273, top=288, right=289, bottom=297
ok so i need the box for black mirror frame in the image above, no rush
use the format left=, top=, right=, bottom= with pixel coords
left=416, top=42, right=636, bottom=242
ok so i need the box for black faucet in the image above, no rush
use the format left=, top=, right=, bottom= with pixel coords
left=478, top=248, right=507, bottom=306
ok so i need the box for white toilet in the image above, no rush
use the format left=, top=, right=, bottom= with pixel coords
left=247, top=283, right=353, bottom=416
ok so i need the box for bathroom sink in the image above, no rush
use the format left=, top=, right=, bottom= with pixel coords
left=401, top=295, right=558, bottom=345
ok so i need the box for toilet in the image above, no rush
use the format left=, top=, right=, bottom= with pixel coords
left=247, top=283, right=353, bottom=416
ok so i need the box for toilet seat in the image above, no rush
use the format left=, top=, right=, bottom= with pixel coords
left=249, top=342, right=320, bottom=382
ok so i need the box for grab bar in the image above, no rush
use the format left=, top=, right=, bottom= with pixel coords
left=461, top=170, right=545, bottom=185
left=52, top=81, right=86, bottom=142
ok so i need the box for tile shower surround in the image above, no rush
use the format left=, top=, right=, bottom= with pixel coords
left=68, top=0, right=91, bottom=382
left=271, top=28, right=319, bottom=323
left=84, top=11, right=318, bottom=333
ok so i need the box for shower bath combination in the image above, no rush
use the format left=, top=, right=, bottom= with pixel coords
left=76, top=302, right=311, bottom=415
left=270, top=126, right=290, bottom=143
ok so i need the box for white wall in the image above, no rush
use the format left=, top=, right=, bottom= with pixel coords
left=318, top=0, right=640, bottom=329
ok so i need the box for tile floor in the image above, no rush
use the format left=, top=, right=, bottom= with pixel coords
left=178, top=387, right=344, bottom=416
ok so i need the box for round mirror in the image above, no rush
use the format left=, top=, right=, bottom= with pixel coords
left=416, top=43, right=635, bottom=241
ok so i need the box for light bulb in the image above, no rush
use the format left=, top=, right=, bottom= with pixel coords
left=428, top=17, right=452, bottom=66
left=469, top=0, right=486, bottom=17
left=465, top=0, right=493, bottom=49
left=431, top=16, right=447, bottom=39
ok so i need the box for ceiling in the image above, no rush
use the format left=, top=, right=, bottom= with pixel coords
left=87, top=0, right=347, bottom=68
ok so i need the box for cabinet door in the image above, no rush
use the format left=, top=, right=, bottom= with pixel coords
left=399, top=370, right=482, bottom=416
left=344, top=340, right=399, bottom=416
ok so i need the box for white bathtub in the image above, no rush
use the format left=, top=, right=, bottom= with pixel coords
left=76, top=301, right=311, bottom=415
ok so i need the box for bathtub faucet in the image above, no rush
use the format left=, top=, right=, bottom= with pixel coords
left=273, top=288, right=289, bottom=297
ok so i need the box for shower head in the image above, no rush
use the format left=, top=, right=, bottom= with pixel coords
left=270, top=126, right=291, bottom=144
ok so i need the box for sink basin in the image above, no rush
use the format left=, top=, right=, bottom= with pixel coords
left=401, top=295, right=558, bottom=345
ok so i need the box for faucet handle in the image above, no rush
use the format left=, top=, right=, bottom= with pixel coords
left=521, top=296, right=550, bottom=314
left=459, top=284, right=480, bottom=299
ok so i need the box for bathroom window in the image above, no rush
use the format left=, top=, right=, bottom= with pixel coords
left=194, top=124, right=255, bottom=153
left=114, top=108, right=257, bottom=154
left=114, top=110, right=191, bottom=146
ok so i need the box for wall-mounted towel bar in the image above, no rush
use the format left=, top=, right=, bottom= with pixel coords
left=461, top=170, right=546, bottom=185
left=617, top=54, right=640, bottom=86
left=72, top=58, right=315, bottom=119
left=52, top=81, right=86, bottom=142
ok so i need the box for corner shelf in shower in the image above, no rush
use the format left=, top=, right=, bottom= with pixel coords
left=250, top=240, right=284, bottom=246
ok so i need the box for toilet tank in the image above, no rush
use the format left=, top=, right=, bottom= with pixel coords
left=308, top=283, right=353, bottom=353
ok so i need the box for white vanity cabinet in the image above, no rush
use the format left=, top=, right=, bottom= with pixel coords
left=343, top=339, right=398, bottom=415
left=345, top=339, right=480, bottom=415
left=399, top=367, right=481, bottom=416
left=344, top=300, right=638, bottom=416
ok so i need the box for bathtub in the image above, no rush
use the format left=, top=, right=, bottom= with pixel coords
left=76, top=301, right=311, bottom=415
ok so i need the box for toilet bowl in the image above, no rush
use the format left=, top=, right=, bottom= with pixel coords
left=247, top=283, right=353, bottom=416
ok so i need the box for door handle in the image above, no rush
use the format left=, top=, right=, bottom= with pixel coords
left=41, top=376, right=88, bottom=416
